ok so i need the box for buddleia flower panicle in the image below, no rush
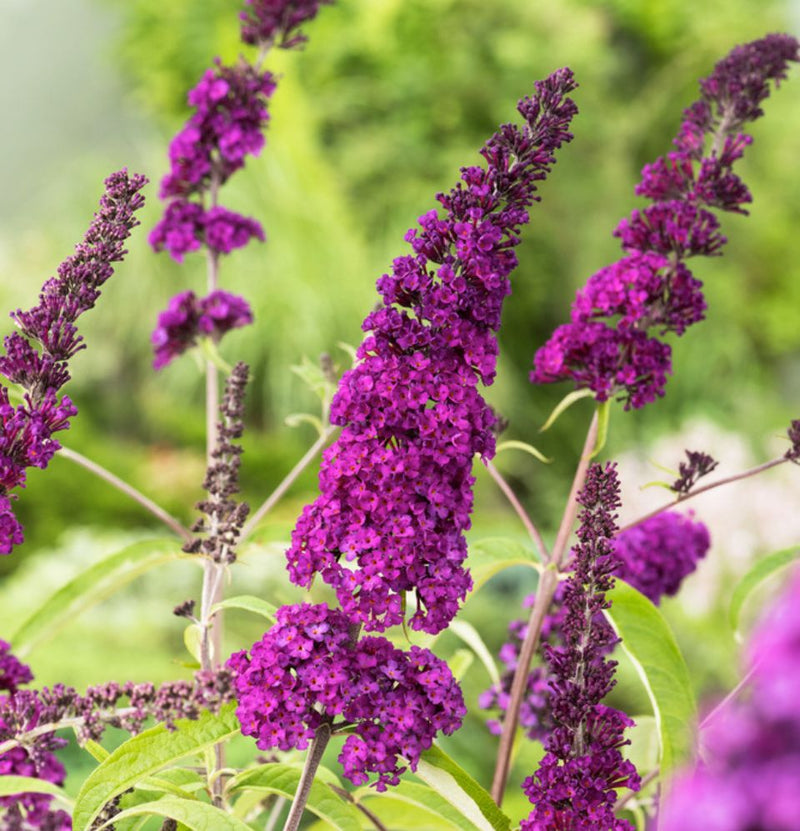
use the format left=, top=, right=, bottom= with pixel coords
left=671, top=449, right=718, bottom=494
left=481, top=510, right=709, bottom=742
left=784, top=418, right=800, bottom=462
left=521, top=463, right=640, bottom=831
left=286, top=68, right=578, bottom=635
left=662, top=568, right=800, bottom=831
left=532, top=34, right=799, bottom=410
left=240, top=0, right=334, bottom=49
left=184, top=362, right=251, bottom=564
left=0, top=169, right=147, bottom=555
left=227, top=602, right=465, bottom=791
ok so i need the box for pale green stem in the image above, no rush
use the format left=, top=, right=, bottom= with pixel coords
left=57, top=446, right=192, bottom=542
left=282, top=723, right=332, bottom=831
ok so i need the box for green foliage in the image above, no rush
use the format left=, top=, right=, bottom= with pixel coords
left=606, top=580, right=697, bottom=773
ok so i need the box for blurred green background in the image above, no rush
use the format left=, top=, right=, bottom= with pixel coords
left=1, top=0, right=799, bottom=820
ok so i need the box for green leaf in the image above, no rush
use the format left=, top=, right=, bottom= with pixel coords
left=83, top=740, right=111, bottom=763
left=494, top=440, right=551, bottom=464
left=415, top=745, right=512, bottom=831
left=589, top=399, right=610, bottom=459
left=72, top=704, right=240, bottom=830
left=96, top=796, right=253, bottom=831
left=729, top=546, right=800, bottom=637
left=227, top=764, right=361, bottom=831
left=606, top=580, right=696, bottom=772
left=468, top=537, right=540, bottom=595
left=183, top=624, right=203, bottom=664
left=358, top=781, right=474, bottom=830
left=539, top=388, right=594, bottom=432
left=12, top=538, right=185, bottom=658
left=285, top=412, right=325, bottom=435
left=448, top=620, right=500, bottom=687
left=0, top=775, right=71, bottom=804
left=210, top=594, right=278, bottom=623
left=447, top=648, right=474, bottom=681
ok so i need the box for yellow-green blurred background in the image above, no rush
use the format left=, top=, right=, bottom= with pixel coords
left=1, top=0, right=799, bottom=820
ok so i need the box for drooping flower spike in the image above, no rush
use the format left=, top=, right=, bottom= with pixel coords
left=286, top=68, right=579, bottom=635
left=532, top=34, right=799, bottom=409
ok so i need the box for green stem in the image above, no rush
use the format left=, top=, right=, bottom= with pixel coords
left=282, top=723, right=332, bottom=831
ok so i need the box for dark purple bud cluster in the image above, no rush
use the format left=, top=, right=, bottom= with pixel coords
left=184, top=362, right=251, bottom=563
left=0, top=170, right=147, bottom=554
left=521, top=463, right=640, bottom=830
left=671, top=449, right=719, bottom=494
left=784, top=419, right=800, bottom=462
left=151, top=290, right=253, bottom=370
left=286, top=69, right=579, bottom=635
left=481, top=511, right=709, bottom=743
left=227, top=603, right=465, bottom=791
left=532, top=34, right=799, bottom=409
left=240, top=0, right=333, bottom=49
left=662, top=568, right=800, bottom=830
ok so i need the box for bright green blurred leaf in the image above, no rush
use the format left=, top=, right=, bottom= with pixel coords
left=358, top=780, right=479, bottom=830
left=211, top=594, right=278, bottom=623
left=449, top=620, right=501, bottom=687
left=468, top=538, right=540, bottom=596
left=0, top=775, right=71, bottom=804
left=96, top=796, right=252, bottom=831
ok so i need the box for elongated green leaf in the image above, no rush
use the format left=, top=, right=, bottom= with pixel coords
left=415, top=745, right=512, bottom=831
left=97, top=796, right=252, bottom=831
left=449, top=620, right=500, bottom=687
left=358, top=780, right=482, bottom=830
left=210, top=595, right=278, bottom=623
left=73, top=704, right=240, bottom=830
left=495, top=440, right=551, bottom=464
left=589, top=400, right=610, bottom=459
left=13, top=539, right=185, bottom=658
left=539, top=388, right=594, bottom=432
left=606, top=580, right=696, bottom=772
left=0, top=775, right=71, bottom=804
left=468, top=538, right=540, bottom=596
left=729, top=546, right=800, bottom=636
left=227, top=764, right=361, bottom=831
left=448, top=648, right=474, bottom=681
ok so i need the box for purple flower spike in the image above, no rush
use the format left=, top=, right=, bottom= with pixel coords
left=286, top=69, right=578, bottom=635
left=0, top=169, right=146, bottom=554
left=152, top=290, right=253, bottom=369
left=661, top=568, right=800, bottom=831
left=228, top=602, right=465, bottom=790
left=240, top=0, right=333, bottom=49
left=521, top=463, right=640, bottom=830
left=532, top=34, right=799, bottom=409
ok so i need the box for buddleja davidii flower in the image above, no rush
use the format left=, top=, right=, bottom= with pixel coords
left=287, top=69, right=579, bottom=635
left=532, top=34, right=799, bottom=410
left=661, top=569, right=800, bottom=831
left=240, top=0, right=334, bottom=49
left=0, top=170, right=147, bottom=554
left=227, top=603, right=465, bottom=791
left=521, top=463, right=640, bottom=831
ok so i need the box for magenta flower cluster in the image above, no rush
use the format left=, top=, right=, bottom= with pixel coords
left=0, top=169, right=147, bottom=554
left=151, top=290, right=253, bottom=369
left=662, top=568, right=800, bottom=831
left=1, top=641, right=70, bottom=830
left=240, top=0, right=334, bottom=48
left=521, top=463, right=640, bottom=830
left=286, top=68, right=579, bottom=635
left=532, top=34, right=799, bottom=409
left=228, top=603, right=465, bottom=791
left=481, top=510, right=709, bottom=740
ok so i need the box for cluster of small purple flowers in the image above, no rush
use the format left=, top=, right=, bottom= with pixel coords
left=286, top=68, right=579, bottom=636
left=521, top=463, right=640, bottom=830
left=240, top=0, right=333, bottom=48
left=228, top=603, right=465, bottom=790
left=531, top=34, right=799, bottom=409
left=0, top=170, right=147, bottom=554
left=662, top=568, right=800, bottom=831
left=151, top=290, right=253, bottom=369
left=481, top=510, right=710, bottom=740
left=1, top=641, right=70, bottom=830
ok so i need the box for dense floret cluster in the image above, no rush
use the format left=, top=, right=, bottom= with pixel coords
left=151, top=290, right=253, bottom=370
left=227, top=603, right=465, bottom=790
left=0, top=170, right=147, bottom=554
left=662, top=569, right=800, bottom=831
left=521, top=463, right=640, bottom=830
left=240, top=0, right=334, bottom=48
left=286, top=68, right=579, bottom=635
left=532, top=34, right=799, bottom=409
